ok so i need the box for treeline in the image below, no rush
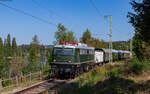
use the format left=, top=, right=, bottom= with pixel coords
left=54, top=24, right=108, bottom=49
left=0, top=34, right=52, bottom=79
left=113, top=41, right=130, bottom=50
left=80, top=29, right=108, bottom=48
left=55, top=24, right=130, bottom=50
left=0, top=24, right=130, bottom=79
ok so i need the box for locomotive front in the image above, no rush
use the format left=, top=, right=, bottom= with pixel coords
left=50, top=42, right=79, bottom=78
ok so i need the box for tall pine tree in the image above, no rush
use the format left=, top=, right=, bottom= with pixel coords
left=12, top=37, right=17, bottom=56
left=0, top=37, right=3, bottom=61
left=28, top=35, right=40, bottom=73
left=0, top=37, right=5, bottom=78
left=6, top=34, right=12, bottom=57
left=128, top=0, right=150, bottom=59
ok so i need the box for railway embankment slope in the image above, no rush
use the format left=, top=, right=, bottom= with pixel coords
left=59, top=59, right=150, bottom=94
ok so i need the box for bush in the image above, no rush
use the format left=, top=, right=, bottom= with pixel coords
left=105, top=68, right=121, bottom=78
left=129, top=59, right=149, bottom=74
left=2, top=80, right=12, bottom=87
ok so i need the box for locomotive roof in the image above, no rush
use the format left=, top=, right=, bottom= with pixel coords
left=54, top=44, right=94, bottom=50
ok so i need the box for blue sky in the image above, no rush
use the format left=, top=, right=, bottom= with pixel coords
left=0, top=0, right=134, bottom=45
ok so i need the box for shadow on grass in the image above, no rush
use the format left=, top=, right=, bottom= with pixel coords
left=68, top=76, right=150, bottom=94
left=93, top=76, right=150, bottom=94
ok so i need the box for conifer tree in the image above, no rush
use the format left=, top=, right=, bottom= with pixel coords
left=6, top=34, right=12, bottom=57
left=0, top=37, right=3, bottom=61
left=28, top=35, right=39, bottom=73
left=12, top=37, right=17, bottom=56
left=128, top=0, right=150, bottom=59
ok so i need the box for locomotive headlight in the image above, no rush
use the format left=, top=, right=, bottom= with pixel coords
left=53, top=59, right=56, bottom=62
left=68, top=60, right=71, bottom=63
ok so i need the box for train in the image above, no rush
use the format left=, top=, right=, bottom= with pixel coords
left=50, top=42, right=131, bottom=78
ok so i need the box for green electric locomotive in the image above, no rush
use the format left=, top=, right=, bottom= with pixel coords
left=50, top=42, right=95, bottom=78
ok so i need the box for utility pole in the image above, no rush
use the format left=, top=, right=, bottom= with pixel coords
left=104, top=15, right=112, bottom=63
left=129, top=32, right=133, bottom=56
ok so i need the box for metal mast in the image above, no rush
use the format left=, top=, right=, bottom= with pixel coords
left=105, top=15, right=112, bottom=63
left=130, top=32, right=133, bottom=56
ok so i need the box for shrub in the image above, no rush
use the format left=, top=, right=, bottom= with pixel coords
left=105, top=68, right=120, bottom=78
left=2, top=80, right=12, bottom=87
left=129, top=59, right=149, bottom=74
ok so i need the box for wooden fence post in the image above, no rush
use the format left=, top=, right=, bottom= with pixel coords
left=40, top=71, right=42, bottom=80
left=30, top=72, right=32, bottom=82
left=16, top=76, right=18, bottom=87
left=0, top=79, right=2, bottom=91
left=21, top=72, right=23, bottom=83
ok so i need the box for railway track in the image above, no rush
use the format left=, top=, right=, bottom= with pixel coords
left=13, top=79, right=71, bottom=94
left=10, top=62, right=111, bottom=94
left=9, top=62, right=111, bottom=94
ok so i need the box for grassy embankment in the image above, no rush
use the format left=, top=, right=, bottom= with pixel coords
left=60, top=59, right=150, bottom=94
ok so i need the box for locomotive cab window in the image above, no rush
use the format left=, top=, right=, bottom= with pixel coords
left=54, top=48, right=73, bottom=55
left=63, top=48, right=73, bottom=55
left=54, top=48, right=62, bottom=54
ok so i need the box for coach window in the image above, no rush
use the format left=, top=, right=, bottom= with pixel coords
left=80, top=49, right=83, bottom=55
left=80, top=49, right=87, bottom=55
left=89, top=50, right=94, bottom=54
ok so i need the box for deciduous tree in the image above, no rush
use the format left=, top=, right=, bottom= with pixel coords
left=80, top=29, right=91, bottom=44
left=54, top=23, right=76, bottom=44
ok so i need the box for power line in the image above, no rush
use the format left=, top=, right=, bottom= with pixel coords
left=32, top=0, right=53, bottom=13
left=88, top=0, right=102, bottom=17
left=0, top=2, right=57, bottom=26
left=31, top=0, right=63, bottom=19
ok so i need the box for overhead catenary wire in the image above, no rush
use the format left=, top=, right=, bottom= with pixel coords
left=32, top=0, right=63, bottom=19
left=32, top=0, right=53, bottom=13
left=88, top=0, right=113, bottom=63
left=0, top=2, right=57, bottom=26
left=88, top=0, right=103, bottom=17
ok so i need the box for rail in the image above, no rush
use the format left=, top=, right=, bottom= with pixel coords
left=13, top=79, right=68, bottom=94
